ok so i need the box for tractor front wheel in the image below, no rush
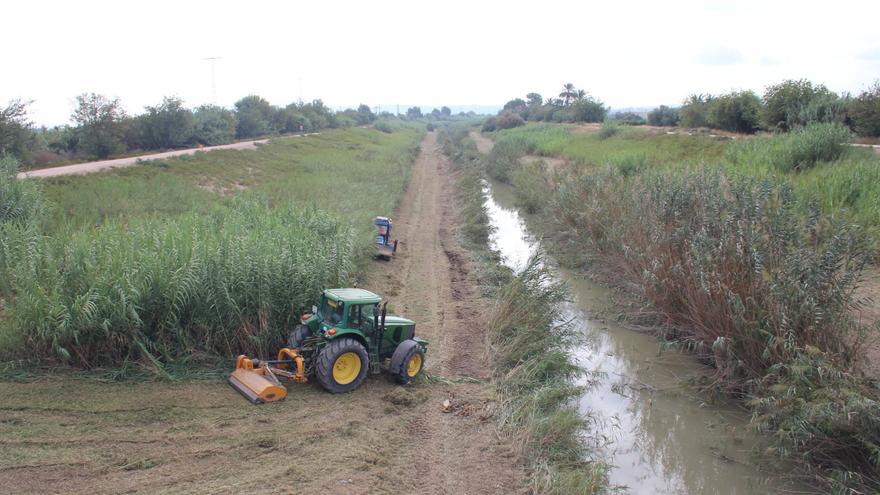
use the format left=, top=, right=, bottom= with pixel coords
left=315, top=338, right=369, bottom=393
left=391, top=340, right=425, bottom=385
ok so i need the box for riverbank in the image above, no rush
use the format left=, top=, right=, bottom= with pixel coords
left=475, top=122, right=880, bottom=492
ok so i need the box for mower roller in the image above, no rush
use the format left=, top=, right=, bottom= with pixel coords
left=229, top=288, right=428, bottom=403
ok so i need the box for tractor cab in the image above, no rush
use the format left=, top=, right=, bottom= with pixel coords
left=311, top=289, right=421, bottom=359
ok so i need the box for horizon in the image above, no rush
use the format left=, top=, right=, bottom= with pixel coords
left=4, top=0, right=879, bottom=127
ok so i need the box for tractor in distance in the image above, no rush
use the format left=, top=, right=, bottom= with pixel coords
left=229, top=288, right=427, bottom=403
left=375, top=216, right=398, bottom=260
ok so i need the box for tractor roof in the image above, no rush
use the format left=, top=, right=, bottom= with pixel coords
left=324, top=288, right=382, bottom=304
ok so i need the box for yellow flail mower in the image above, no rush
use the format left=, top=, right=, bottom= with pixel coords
left=229, top=288, right=428, bottom=404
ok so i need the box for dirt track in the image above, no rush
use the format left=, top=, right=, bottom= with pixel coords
left=0, top=132, right=525, bottom=494
left=17, top=138, right=282, bottom=179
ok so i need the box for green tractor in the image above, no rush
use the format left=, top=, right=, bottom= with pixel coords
left=230, top=288, right=428, bottom=401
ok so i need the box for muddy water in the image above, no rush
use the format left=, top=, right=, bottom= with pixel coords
left=484, top=181, right=808, bottom=494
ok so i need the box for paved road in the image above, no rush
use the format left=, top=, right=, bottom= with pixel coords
left=18, top=138, right=275, bottom=179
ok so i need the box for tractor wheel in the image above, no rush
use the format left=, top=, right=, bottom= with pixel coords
left=287, top=324, right=311, bottom=350
left=315, top=338, right=369, bottom=393
left=391, top=340, right=425, bottom=385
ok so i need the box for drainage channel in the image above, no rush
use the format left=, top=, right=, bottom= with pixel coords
left=483, top=180, right=808, bottom=494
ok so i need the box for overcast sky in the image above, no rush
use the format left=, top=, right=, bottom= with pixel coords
left=4, top=0, right=880, bottom=126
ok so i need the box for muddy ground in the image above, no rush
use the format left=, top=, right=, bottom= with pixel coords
left=0, top=132, right=526, bottom=494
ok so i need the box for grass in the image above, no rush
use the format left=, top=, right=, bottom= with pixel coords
left=482, top=121, right=880, bottom=491
left=0, top=125, right=424, bottom=370
left=439, top=125, right=609, bottom=494
left=487, top=122, right=726, bottom=173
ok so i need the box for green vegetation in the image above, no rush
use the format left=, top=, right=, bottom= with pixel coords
left=762, top=79, right=846, bottom=132
left=850, top=80, right=880, bottom=137
left=0, top=126, right=423, bottom=371
left=706, top=90, right=762, bottom=133
left=726, top=122, right=854, bottom=172
left=482, top=121, right=880, bottom=491
left=647, top=105, right=679, bottom=127
left=485, top=123, right=725, bottom=169
left=439, top=126, right=608, bottom=494
left=494, top=83, right=608, bottom=127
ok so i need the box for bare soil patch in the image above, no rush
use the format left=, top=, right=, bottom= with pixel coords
left=0, top=132, right=525, bottom=494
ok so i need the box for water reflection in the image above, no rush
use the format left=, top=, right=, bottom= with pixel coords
left=483, top=181, right=806, bottom=494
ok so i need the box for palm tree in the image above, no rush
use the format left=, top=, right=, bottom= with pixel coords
left=559, top=83, right=576, bottom=106
left=575, top=89, right=587, bottom=102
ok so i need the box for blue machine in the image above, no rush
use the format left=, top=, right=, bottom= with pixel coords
left=374, top=216, right=398, bottom=259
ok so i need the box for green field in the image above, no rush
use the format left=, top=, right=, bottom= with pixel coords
left=488, top=123, right=880, bottom=232
left=0, top=125, right=423, bottom=370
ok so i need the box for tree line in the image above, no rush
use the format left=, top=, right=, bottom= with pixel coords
left=0, top=94, right=386, bottom=165
left=486, top=83, right=608, bottom=131
left=488, top=79, right=880, bottom=138
left=646, top=79, right=880, bottom=136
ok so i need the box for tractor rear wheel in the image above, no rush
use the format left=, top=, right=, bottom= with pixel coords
left=287, top=324, right=311, bottom=350
left=315, top=338, right=369, bottom=393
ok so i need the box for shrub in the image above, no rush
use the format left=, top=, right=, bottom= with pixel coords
left=375, top=121, right=393, bottom=133
left=481, top=117, right=497, bottom=132
left=139, top=97, right=195, bottom=149
left=597, top=120, right=619, bottom=139
left=611, top=111, right=646, bottom=125
left=726, top=122, right=854, bottom=172
left=496, top=112, right=525, bottom=130
left=0, top=156, right=43, bottom=226
left=678, top=94, right=712, bottom=128
left=647, top=105, right=679, bottom=127
left=571, top=98, right=608, bottom=123
left=849, top=80, right=880, bottom=137
left=192, top=105, right=237, bottom=145
left=707, top=90, right=762, bottom=133
left=511, top=159, right=551, bottom=214
left=606, top=151, right=647, bottom=176
left=762, top=79, right=842, bottom=131
left=234, top=95, right=276, bottom=139
left=485, top=135, right=535, bottom=182
left=0, top=99, right=36, bottom=161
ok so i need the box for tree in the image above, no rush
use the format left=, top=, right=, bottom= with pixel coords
left=406, top=106, right=422, bottom=119
left=571, top=97, right=607, bottom=123
left=502, top=98, right=527, bottom=113
left=440, top=106, right=452, bottom=117
left=72, top=93, right=126, bottom=159
left=647, top=105, right=679, bottom=127
left=707, top=90, right=762, bottom=133
left=193, top=105, right=237, bottom=145
left=559, top=83, right=577, bottom=106
left=526, top=93, right=543, bottom=107
left=496, top=112, right=525, bottom=129
left=574, top=89, right=587, bottom=102
left=299, top=100, right=334, bottom=130
left=849, top=80, right=880, bottom=137
left=0, top=99, right=35, bottom=160
left=140, top=96, right=194, bottom=149
left=354, top=104, right=375, bottom=125
left=678, top=94, right=713, bottom=128
left=234, top=95, right=275, bottom=138
left=762, top=79, right=839, bottom=131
